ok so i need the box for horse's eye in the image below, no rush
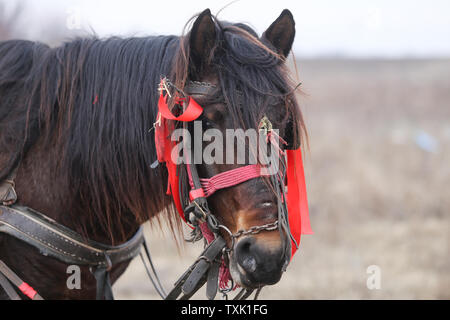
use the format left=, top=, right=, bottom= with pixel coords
left=202, top=118, right=215, bottom=129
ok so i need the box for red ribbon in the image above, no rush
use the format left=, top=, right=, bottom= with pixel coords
left=286, top=148, right=313, bottom=257
left=155, top=89, right=203, bottom=220
left=157, top=92, right=203, bottom=122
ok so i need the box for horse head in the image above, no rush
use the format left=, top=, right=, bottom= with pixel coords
left=163, top=9, right=307, bottom=290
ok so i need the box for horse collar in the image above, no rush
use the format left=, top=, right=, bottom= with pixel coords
left=0, top=204, right=144, bottom=300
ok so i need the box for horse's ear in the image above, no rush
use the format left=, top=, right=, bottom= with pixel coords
left=189, top=9, right=216, bottom=71
left=262, top=9, right=295, bottom=58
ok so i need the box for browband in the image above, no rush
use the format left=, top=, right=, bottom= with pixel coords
left=184, top=81, right=217, bottom=96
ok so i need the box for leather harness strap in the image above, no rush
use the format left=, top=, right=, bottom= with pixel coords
left=0, top=204, right=144, bottom=300
left=0, top=205, right=144, bottom=267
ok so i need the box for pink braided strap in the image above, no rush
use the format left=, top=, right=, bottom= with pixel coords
left=199, top=222, right=215, bottom=243
left=199, top=222, right=237, bottom=291
left=200, top=164, right=269, bottom=197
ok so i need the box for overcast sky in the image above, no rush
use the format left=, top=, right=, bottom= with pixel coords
left=6, top=0, right=450, bottom=57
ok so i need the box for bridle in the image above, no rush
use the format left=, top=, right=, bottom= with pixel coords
left=0, top=79, right=303, bottom=301
left=156, top=79, right=296, bottom=300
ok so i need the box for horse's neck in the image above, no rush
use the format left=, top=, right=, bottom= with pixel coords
left=11, top=139, right=143, bottom=245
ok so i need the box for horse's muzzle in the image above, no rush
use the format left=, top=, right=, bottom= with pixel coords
left=231, top=236, right=285, bottom=288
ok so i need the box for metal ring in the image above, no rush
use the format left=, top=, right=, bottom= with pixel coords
left=217, top=224, right=235, bottom=253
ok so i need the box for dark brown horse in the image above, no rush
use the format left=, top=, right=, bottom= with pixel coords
left=0, top=9, right=306, bottom=299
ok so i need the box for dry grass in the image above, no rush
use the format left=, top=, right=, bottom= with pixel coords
left=115, top=59, right=450, bottom=299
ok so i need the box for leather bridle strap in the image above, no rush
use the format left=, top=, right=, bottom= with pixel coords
left=184, top=81, right=217, bottom=96
left=164, top=236, right=226, bottom=300
left=164, top=80, right=291, bottom=300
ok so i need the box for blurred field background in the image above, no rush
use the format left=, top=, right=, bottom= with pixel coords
left=1, top=0, right=449, bottom=299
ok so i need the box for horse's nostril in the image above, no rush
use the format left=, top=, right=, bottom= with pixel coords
left=235, top=236, right=253, bottom=253
left=234, top=236, right=285, bottom=287
left=242, top=256, right=257, bottom=273
left=235, top=237, right=257, bottom=273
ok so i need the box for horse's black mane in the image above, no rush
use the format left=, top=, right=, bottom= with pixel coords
left=0, top=14, right=305, bottom=242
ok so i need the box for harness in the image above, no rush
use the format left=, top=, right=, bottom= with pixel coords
left=0, top=78, right=312, bottom=300
left=0, top=204, right=144, bottom=300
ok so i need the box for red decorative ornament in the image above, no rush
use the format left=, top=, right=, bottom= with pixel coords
left=154, top=79, right=203, bottom=216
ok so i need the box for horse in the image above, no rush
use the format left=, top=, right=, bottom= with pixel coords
left=0, top=8, right=308, bottom=299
